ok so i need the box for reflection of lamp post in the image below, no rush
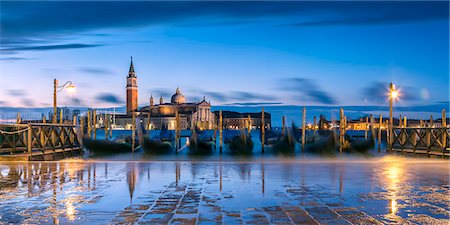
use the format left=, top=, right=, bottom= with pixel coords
left=53, top=78, right=76, bottom=124
left=389, top=83, right=398, bottom=147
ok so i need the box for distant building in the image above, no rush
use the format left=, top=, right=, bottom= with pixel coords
left=114, top=57, right=215, bottom=130
left=139, top=89, right=215, bottom=130
left=126, top=57, right=138, bottom=114
left=214, top=111, right=271, bottom=130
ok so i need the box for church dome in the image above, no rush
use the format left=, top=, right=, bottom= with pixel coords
left=171, top=88, right=186, bottom=104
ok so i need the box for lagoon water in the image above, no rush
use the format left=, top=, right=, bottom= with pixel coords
left=0, top=157, right=449, bottom=224
left=0, top=130, right=449, bottom=224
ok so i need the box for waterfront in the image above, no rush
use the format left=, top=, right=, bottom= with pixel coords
left=0, top=156, right=448, bottom=224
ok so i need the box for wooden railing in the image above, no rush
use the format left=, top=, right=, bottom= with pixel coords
left=390, top=127, right=449, bottom=155
left=0, top=123, right=81, bottom=156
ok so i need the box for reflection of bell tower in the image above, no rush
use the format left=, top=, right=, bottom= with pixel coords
left=126, top=57, right=138, bottom=114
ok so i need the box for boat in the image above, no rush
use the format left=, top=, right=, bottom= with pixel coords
left=302, top=130, right=336, bottom=154
left=143, top=127, right=174, bottom=154
left=83, top=134, right=137, bottom=155
left=344, top=132, right=375, bottom=153
left=224, top=130, right=253, bottom=155
left=260, top=127, right=295, bottom=154
left=188, top=128, right=214, bottom=154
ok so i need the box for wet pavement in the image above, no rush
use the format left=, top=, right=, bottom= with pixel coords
left=0, top=157, right=449, bottom=224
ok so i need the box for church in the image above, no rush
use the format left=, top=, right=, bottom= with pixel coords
left=121, top=57, right=215, bottom=130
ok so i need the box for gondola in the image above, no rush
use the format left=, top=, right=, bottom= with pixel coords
left=224, top=130, right=253, bottom=155
left=143, top=127, right=174, bottom=154
left=83, top=134, right=137, bottom=155
left=344, top=132, right=375, bottom=153
left=188, top=128, right=214, bottom=155
left=260, top=127, right=295, bottom=154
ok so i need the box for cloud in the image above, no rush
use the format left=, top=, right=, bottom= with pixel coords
left=278, top=78, right=336, bottom=105
left=96, top=93, right=123, bottom=104
left=1, top=1, right=447, bottom=53
left=230, top=91, right=277, bottom=102
left=202, top=91, right=228, bottom=102
left=78, top=67, right=113, bottom=75
left=0, top=57, right=34, bottom=61
left=361, top=81, right=419, bottom=104
left=69, top=98, right=84, bottom=106
left=2, top=43, right=103, bottom=52
left=21, top=98, right=36, bottom=107
left=289, top=1, right=448, bottom=27
left=149, top=88, right=172, bottom=99
left=8, top=89, right=26, bottom=96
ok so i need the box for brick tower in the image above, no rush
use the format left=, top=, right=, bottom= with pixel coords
left=126, top=57, right=138, bottom=114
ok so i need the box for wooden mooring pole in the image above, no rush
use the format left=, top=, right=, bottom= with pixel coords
left=87, top=110, right=91, bottom=139
left=247, top=115, right=251, bottom=135
left=131, top=112, right=136, bottom=152
left=261, top=107, right=265, bottom=153
left=282, top=116, right=286, bottom=136
left=16, top=112, right=21, bottom=124
left=378, top=114, right=382, bottom=151
left=219, top=110, right=223, bottom=154
left=80, top=116, right=85, bottom=138
left=364, top=116, right=368, bottom=140
left=302, top=107, right=306, bottom=150
left=175, top=111, right=180, bottom=152
left=313, top=116, right=317, bottom=135
left=104, top=114, right=109, bottom=140
left=59, top=110, right=63, bottom=125
left=93, top=109, right=97, bottom=140
left=339, top=108, right=344, bottom=152
left=442, top=110, right=447, bottom=151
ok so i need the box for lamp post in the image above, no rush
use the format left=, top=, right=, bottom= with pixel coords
left=53, top=78, right=76, bottom=124
left=389, top=83, right=398, bottom=147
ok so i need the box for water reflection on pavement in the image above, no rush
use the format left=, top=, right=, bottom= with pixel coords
left=0, top=156, right=448, bottom=224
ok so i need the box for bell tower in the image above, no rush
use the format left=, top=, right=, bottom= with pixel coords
left=126, top=57, right=138, bottom=114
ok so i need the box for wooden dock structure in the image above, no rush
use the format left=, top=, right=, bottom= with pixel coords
left=0, top=123, right=81, bottom=161
left=389, top=127, right=450, bottom=157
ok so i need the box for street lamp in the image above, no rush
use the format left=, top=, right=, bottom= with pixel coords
left=53, top=78, right=76, bottom=124
left=389, top=83, right=399, bottom=146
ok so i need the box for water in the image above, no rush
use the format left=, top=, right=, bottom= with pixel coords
left=0, top=156, right=448, bottom=224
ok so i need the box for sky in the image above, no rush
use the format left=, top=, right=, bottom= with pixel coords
left=0, top=1, right=449, bottom=110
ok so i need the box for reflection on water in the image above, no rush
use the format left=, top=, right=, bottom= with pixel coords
left=0, top=157, right=448, bottom=224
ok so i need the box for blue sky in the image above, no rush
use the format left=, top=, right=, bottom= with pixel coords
left=0, top=1, right=448, bottom=109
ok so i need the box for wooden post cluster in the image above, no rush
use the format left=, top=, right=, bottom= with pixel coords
left=302, top=107, right=306, bottom=149
left=261, top=108, right=265, bottom=153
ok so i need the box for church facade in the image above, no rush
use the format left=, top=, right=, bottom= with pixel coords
left=121, top=58, right=215, bottom=130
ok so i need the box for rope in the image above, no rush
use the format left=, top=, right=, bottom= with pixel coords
left=0, top=127, right=30, bottom=135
